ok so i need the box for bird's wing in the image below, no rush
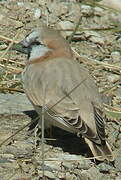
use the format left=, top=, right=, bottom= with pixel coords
left=43, top=89, right=105, bottom=145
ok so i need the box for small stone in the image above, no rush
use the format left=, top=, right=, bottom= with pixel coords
left=57, top=21, right=74, bottom=37
left=111, top=51, right=121, bottom=62
left=62, top=162, right=73, bottom=169
left=38, top=170, right=56, bottom=179
left=97, top=163, right=115, bottom=173
left=44, top=161, right=61, bottom=171
left=0, top=44, right=7, bottom=50
left=34, top=8, right=41, bottom=19
left=115, top=88, right=121, bottom=99
left=38, top=0, right=46, bottom=6
left=17, top=2, right=24, bottom=7
left=48, top=14, right=58, bottom=24
left=80, top=167, right=102, bottom=180
left=94, top=7, right=104, bottom=16
left=0, top=66, right=5, bottom=76
left=107, top=74, right=120, bottom=83
left=57, top=172, right=66, bottom=179
left=78, top=159, right=93, bottom=170
left=59, top=3, right=69, bottom=15
left=67, top=3, right=80, bottom=22
left=14, top=20, right=23, bottom=29
left=48, top=2, right=68, bottom=17
left=65, top=172, right=77, bottom=180
left=81, top=5, right=93, bottom=16
left=84, top=31, right=105, bottom=45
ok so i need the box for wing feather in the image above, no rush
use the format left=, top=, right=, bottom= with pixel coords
left=44, top=105, right=101, bottom=144
left=93, top=105, right=106, bottom=143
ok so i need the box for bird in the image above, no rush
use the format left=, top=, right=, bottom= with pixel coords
left=16, top=26, right=114, bottom=161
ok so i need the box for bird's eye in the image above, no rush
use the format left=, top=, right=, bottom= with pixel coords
left=30, top=41, right=41, bottom=46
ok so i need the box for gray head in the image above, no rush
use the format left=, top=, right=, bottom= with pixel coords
left=18, top=28, right=51, bottom=60
left=13, top=27, right=72, bottom=62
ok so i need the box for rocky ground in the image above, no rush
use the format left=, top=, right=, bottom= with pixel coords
left=0, top=0, right=121, bottom=180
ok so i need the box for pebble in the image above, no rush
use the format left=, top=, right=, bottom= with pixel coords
left=44, top=171, right=56, bottom=179
left=78, top=159, right=93, bottom=170
left=57, top=21, right=74, bottom=37
left=79, top=167, right=102, bottom=180
left=84, top=31, right=105, bottom=45
left=65, top=172, right=77, bottom=180
left=94, top=7, right=104, bottom=16
left=0, top=44, right=7, bottom=50
left=14, top=20, right=24, bottom=29
left=80, top=5, right=93, bottom=16
left=66, top=3, right=80, bottom=22
left=97, top=163, right=115, bottom=173
left=17, top=2, right=24, bottom=7
left=57, top=172, right=66, bottom=179
left=0, top=66, right=5, bottom=76
left=107, top=74, right=120, bottom=83
left=62, top=162, right=73, bottom=169
left=34, top=8, right=41, bottom=19
left=38, top=170, right=56, bottom=179
left=48, top=2, right=68, bottom=17
left=44, top=161, right=61, bottom=171
left=111, top=51, right=121, bottom=62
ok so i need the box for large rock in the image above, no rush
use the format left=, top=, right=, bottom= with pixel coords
left=0, top=93, right=33, bottom=114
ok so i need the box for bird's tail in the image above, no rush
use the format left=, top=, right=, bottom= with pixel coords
left=85, top=138, right=114, bottom=161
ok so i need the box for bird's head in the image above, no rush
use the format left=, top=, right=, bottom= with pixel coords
left=14, top=27, right=73, bottom=64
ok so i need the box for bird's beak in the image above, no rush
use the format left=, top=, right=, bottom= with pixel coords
left=11, top=40, right=29, bottom=54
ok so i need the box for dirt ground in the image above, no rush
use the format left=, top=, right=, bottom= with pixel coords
left=0, top=0, right=121, bottom=180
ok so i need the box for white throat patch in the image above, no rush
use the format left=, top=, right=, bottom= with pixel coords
left=29, top=45, right=51, bottom=60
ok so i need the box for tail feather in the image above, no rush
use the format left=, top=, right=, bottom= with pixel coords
left=85, top=138, right=114, bottom=161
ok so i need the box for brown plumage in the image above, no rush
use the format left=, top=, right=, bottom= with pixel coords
left=17, top=27, right=113, bottom=161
